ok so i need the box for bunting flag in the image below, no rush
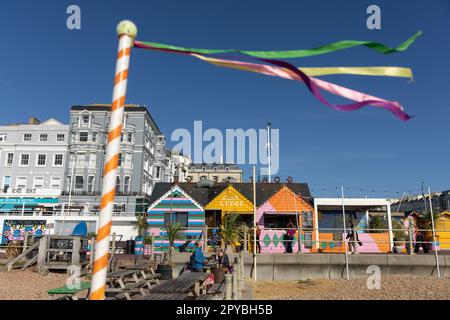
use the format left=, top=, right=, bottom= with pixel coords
left=134, top=32, right=420, bottom=121
left=134, top=31, right=421, bottom=59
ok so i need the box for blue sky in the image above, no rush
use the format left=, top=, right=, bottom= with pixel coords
left=0, top=0, right=449, bottom=198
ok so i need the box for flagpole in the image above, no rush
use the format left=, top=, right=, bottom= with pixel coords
left=253, top=166, right=257, bottom=281
left=266, top=122, right=271, bottom=183
left=428, top=186, right=441, bottom=278
left=89, top=20, right=137, bottom=300
left=341, top=186, right=350, bottom=280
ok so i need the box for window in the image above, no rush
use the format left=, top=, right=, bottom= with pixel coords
left=118, top=153, right=122, bottom=167
left=39, top=134, right=48, bottom=142
left=20, top=154, right=30, bottom=166
left=79, top=132, right=88, bottom=142
left=302, top=211, right=314, bottom=229
left=2, top=176, right=11, bottom=191
left=0, top=133, right=6, bottom=142
left=115, top=176, right=121, bottom=192
left=87, top=176, right=95, bottom=192
left=164, top=212, right=188, bottom=228
left=57, top=134, right=65, bottom=142
left=23, top=134, right=32, bottom=141
left=76, top=154, right=86, bottom=167
left=127, top=133, right=133, bottom=143
left=50, top=177, right=61, bottom=189
left=81, top=115, right=89, bottom=125
left=264, top=215, right=295, bottom=229
left=53, top=154, right=63, bottom=166
left=66, top=176, right=71, bottom=191
left=16, top=176, right=27, bottom=190
left=5, top=153, right=13, bottom=167
left=89, top=153, right=97, bottom=168
left=92, top=132, right=97, bottom=142
left=36, top=154, right=46, bottom=166
left=124, top=176, right=131, bottom=193
left=74, top=176, right=84, bottom=190
left=33, top=177, right=44, bottom=189
left=124, top=153, right=132, bottom=169
left=155, top=166, right=161, bottom=179
left=200, top=175, right=207, bottom=180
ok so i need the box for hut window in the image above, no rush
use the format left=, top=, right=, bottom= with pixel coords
left=264, top=215, right=296, bottom=229
left=164, top=212, right=188, bottom=228
left=302, top=212, right=314, bottom=229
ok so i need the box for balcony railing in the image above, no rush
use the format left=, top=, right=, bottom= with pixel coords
left=60, top=191, right=149, bottom=197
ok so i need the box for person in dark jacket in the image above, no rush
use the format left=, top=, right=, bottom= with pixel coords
left=414, top=222, right=430, bottom=254
left=346, top=221, right=362, bottom=254
left=255, top=226, right=261, bottom=253
left=284, top=222, right=295, bottom=253
left=218, top=249, right=230, bottom=271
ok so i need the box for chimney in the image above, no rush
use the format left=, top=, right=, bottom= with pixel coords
left=28, top=117, right=41, bottom=125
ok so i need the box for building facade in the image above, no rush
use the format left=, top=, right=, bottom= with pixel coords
left=59, top=104, right=162, bottom=216
left=0, top=117, right=69, bottom=212
left=165, top=150, right=191, bottom=183
left=391, top=191, right=450, bottom=215
left=187, top=163, right=243, bottom=183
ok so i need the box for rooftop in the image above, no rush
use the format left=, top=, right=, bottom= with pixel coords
left=149, top=182, right=312, bottom=207
left=70, top=104, right=161, bottom=134
left=189, top=163, right=242, bottom=171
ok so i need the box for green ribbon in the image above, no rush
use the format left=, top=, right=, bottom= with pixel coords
left=136, top=30, right=422, bottom=59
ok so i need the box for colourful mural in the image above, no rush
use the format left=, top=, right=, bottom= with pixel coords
left=1, top=220, right=46, bottom=244
left=315, top=232, right=390, bottom=253
left=256, top=186, right=316, bottom=253
left=147, top=186, right=205, bottom=252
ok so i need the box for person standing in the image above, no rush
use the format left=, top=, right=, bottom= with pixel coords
left=284, top=221, right=295, bottom=253
left=414, top=221, right=430, bottom=254
left=255, top=226, right=261, bottom=253
left=346, top=221, right=361, bottom=254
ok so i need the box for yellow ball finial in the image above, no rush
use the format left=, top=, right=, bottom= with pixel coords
left=116, top=20, right=138, bottom=38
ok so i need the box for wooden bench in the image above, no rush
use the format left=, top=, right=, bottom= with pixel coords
left=133, top=293, right=190, bottom=300
left=150, top=272, right=211, bottom=297
left=207, top=281, right=226, bottom=295
left=195, top=294, right=214, bottom=300
left=47, top=281, right=91, bottom=300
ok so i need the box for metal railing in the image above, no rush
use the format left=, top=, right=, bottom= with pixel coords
left=147, top=225, right=450, bottom=254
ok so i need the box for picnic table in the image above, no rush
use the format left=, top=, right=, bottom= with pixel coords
left=47, top=281, right=91, bottom=300
left=105, top=269, right=151, bottom=300
left=122, top=263, right=161, bottom=284
left=149, top=272, right=211, bottom=298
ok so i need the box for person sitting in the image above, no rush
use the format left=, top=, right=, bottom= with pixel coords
left=191, top=241, right=205, bottom=272
left=217, top=249, right=231, bottom=272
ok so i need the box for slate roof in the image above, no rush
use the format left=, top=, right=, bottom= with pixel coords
left=149, top=182, right=312, bottom=208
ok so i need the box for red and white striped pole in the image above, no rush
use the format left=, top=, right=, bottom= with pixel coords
left=89, top=20, right=137, bottom=300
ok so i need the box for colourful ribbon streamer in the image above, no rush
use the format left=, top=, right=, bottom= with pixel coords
left=134, top=31, right=421, bottom=59
left=134, top=40, right=413, bottom=120
left=190, top=54, right=410, bottom=121
left=298, top=67, right=413, bottom=79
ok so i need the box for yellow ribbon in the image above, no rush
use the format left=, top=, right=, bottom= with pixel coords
left=299, top=67, right=413, bottom=79
left=191, top=54, right=412, bottom=79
